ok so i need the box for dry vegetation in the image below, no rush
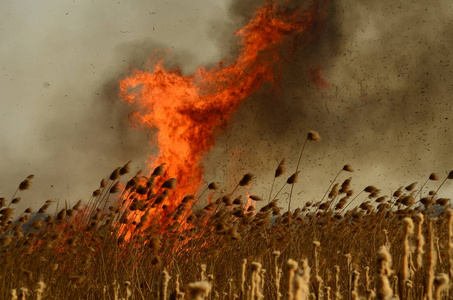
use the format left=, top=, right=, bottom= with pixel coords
left=1, top=132, right=453, bottom=300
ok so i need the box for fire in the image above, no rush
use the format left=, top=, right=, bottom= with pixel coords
left=119, top=1, right=324, bottom=215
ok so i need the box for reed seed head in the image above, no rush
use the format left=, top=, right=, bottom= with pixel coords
left=401, top=196, right=415, bottom=207
left=364, top=186, right=377, bottom=193
left=343, top=164, right=353, bottom=172
left=100, top=179, right=107, bottom=188
left=187, top=281, right=212, bottom=299
left=393, top=188, right=403, bottom=197
left=152, top=164, right=165, bottom=176
left=119, top=161, right=131, bottom=175
left=405, top=182, right=418, bottom=192
left=18, top=179, right=31, bottom=191
left=239, top=173, right=254, bottom=186
left=275, top=159, right=286, bottom=178
left=249, top=195, right=262, bottom=201
left=162, top=178, right=177, bottom=189
left=436, top=198, right=450, bottom=206
left=110, top=182, right=120, bottom=193
left=328, top=183, right=339, bottom=199
left=109, top=167, right=121, bottom=181
left=286, top=171, right=300, bottom=185
left=429, top=173, right=439, bottom=180
left=340, top=178, right=351, bottom=194
left=208, top=182, right=219, bottom=190
left=307, top=131, right=321, bottom=141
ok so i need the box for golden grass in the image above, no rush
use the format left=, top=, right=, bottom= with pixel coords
left=1, top=143, right=453, bottom=299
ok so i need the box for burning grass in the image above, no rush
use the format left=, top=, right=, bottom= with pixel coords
left=1, top=138, right=453, bottom=299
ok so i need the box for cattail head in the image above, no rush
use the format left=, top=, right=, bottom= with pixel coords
left=328, top=183, right=340, bottom=199
left=436, top=198, right=450, bottom=206
left=100, top=179, right=107, bottom=188
left=38, top=204, right=50, bottom=214
left=249, top=195, right=262, bottom=201
left=119, top=161, right=131, bottom=175
left=208, top=182, right=219, bottom=191
left=340, top=178, right=352, bottom=194
left=239, top=173, right=254, bottom=186
left=187, top=281, right=212, bottom=299
left=109, top=167, right=121, bottom=181
left=110, top=182, right=120, bottom=193
left=403, top=217, right=414, bottom=235
left=401, top=196, right=415, bottom=207
left=405, top=182, right=417, bottom=192
left=393, top=187, right=403, bottom=197
left=376, top=245, right=392, bottom=265
left=375, top=245, right=394, bottom=299
left=429, top=173, right=439, bottom=181
left=414, top=213, right=425, bottom=269
left=307, top=131, right=321, bottom=141
left=233, top=197, right=243, bottom=205
left=364, top=185, right=377, bottom=193
left=369, top=190, right=380, bottom=198
left=251, top=261, right=262, bottom=272
left=125, top=177, right=139, bottom=191
left=18, top=179, right=31, bottom=191
left=57, top=209, right=67, bottom=221
left=421, top=197, right=434, bottom=208
left=162, top=178, right=177, bottom=189
left=182, top=195, right=196, bottom=203
left=376, top=196, right=387, bottom=203
left=335, top=201, right=345, bottom=210
left=287, top=259, right=298, bottom=271
left=152, top=164, right=165, bottom=176
left=73, top=200, right=82, bottom=211
left=318, top=202, right=330, bottom=210
left=286, top=171, right=300, bottom=184
left=11, top=197, right=21, bottom=205
left=343, top=164, right=353, bottom=172
left=275, top=159, right=286, bottom=178
left=434, top=273, right=449, bottom=295
left=92, top=189, right=101, bottom=197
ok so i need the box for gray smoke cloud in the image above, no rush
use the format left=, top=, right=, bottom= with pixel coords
left=203, top=0, right=453, bottom=206
left=0, top=0, right=228, bottom=212
left=1, top=0, right=452, bottom=214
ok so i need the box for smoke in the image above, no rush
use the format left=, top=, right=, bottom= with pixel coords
left=1, top=0, right=453, bottom=213
left=203, top=0, right=453, bottom=205
left=0, top=0, right=228, bottom=212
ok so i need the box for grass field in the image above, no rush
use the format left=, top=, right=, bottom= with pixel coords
left=1, top=133, right=453, bottom=299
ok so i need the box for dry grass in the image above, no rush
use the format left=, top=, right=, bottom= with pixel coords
left=1, top=145, right=453, bottom=299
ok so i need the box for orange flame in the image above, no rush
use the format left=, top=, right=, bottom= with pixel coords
left=119, top=1, right=323, bottom=212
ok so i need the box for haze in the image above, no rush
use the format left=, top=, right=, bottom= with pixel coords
left=1, top=0, right=453, bottom=213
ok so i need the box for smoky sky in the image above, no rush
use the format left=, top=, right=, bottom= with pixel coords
left=0, top=0, right=228, bottom=212
left=1, top=0, right=453, bottom=213
left=203, top=0, right=453, bottom=205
